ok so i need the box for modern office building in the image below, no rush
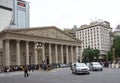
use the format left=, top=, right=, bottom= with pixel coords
left=0, top=26, right=81, bottom=68
left=13, top=0, right=29, bottom=28
left=0, top=0, right=29, bottom=31
left=76, top=21, right=112, bottom=59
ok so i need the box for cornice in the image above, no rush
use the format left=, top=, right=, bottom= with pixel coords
left=1, top=26, right=82, bottom=43
left=77, top=23, right=112, bottom=31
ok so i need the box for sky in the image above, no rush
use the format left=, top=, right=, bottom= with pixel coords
left=27, top=0, right=120, bottom=30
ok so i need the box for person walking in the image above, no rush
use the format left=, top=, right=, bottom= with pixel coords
left=24, top=66, right=29, bottom=77
left=6, top=67, right=10, bottom=75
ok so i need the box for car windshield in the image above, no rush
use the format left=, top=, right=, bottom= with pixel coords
left=77, top=63, right=86, bottom=67
left=92, top=62, right=100, bottom=65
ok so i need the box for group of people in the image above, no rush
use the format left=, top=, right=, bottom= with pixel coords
left=0, top=61, right=60, bottom=78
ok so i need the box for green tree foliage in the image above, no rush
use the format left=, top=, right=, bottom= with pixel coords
left=82, top=47, right=100, bottom=62
left=82, top=47, right=94, bottom=62
left=72, top=25, right=78, bottom=30
left=112, top=36, right=120, bottom=58
left=93, top=49, right=100, bottom=61
left=107, top=51, right=113, bottom=61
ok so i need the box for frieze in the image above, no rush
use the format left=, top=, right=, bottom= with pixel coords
left=4, top=33, right=80, bottom=44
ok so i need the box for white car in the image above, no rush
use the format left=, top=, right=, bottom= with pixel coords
left=89, top=62, right=103, bottom=71
left=71, top=62, right=90, bottom=74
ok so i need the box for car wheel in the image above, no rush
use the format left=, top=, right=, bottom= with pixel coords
left=100, top=69, right=103, bottom=71
left=91, top=68, right=93, bottom=71
left=75, top=70, right=78, bottom=75
left=72, top=70, right=74, bottom=74
left=87, top=72, right=90, bottom=74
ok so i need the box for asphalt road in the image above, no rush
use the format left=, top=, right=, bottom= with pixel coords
left=0, top=68, right=120, bottom=83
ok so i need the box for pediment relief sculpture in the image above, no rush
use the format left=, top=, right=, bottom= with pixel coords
left=8, top=26, right=78, bottom=42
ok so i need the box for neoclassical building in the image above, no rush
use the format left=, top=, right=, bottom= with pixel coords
left=0, top=26, right=81, bottom=68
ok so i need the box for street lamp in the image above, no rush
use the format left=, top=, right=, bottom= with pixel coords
left=78, top=47, right=82, bottom=62
left=112, top=48, right=115, bottom=61
left=36, top=42, right=42, bottom=69
left=36, top=42, right=42, bottom=49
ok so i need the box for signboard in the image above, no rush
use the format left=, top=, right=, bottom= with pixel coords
left=17, top=0, right=26, bottom=7
left=18, top=2, right=26, bottom=7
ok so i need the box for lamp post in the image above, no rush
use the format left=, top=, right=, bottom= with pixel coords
left=112, top=48, right=115, bottom=62
left=36, top=42, right=42, bottom=69
left=106, top=51, right=108, bottom=62
left=78, top=47, right=82, bottom=62
left=36, top=42, right=42, bottom=49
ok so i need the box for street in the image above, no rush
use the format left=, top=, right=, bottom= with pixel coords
left=0, top=68, right=120, bottom=83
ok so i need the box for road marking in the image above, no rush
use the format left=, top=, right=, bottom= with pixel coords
left=72, top=80, right=84, bottom=82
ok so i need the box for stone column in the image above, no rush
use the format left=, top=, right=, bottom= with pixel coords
left=61, top=45, right=63, bottom=63
left=16, top=40, right=20, bottom=66
left=42, top=43, right=45, bottom=61
left=26, top=41, right=29, bottom=65
left=71, top=46, right=73, bottom=63
left=5, top=40, right=10, bottom=66
left=34, top=42, right=38, bottom=65
left=49, top=43, right=52, bottom=64
left=66, top=45, right=69, bottom=64
left=75, top=46, right=78, bottom=62
left=78, top=46, right=82, bottom=62
left=55, top=44, right=58, bottom=63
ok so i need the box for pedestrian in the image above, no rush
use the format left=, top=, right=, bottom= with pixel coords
left=24, top=66, right=29, bottom=77
left=6, top=67, right=10, bottom=74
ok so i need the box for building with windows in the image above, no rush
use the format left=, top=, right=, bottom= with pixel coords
left=0, top=0, right=13, bottom=31
left=113, top=25, right=120, bottom=37
left=76, top=21, right=112, bottom=59
left=0, top=0, right=29, bottom=31
left=13, top=0, right=29, bottom=28
left=0, top=26, right=81, bottom=69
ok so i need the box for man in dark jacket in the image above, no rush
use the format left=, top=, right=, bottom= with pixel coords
left=24, top=66, right=29, bottom=77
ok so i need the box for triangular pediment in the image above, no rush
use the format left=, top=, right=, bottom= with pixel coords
left=5, top=26, right=79, bottom=42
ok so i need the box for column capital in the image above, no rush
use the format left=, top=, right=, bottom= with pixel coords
left=16, top=40, right=21, bottom=43
left=26, top=41, right=30, bottom=43
left=66, top=45, right=69, bottom=47
left=49, top=43, right=51, bottom=45
left=55, top=43, right=58, bottom=45
left=5, top=39, right=10, bottom=42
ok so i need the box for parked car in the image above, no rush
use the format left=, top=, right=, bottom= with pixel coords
left=59, top=64, right=69, bottom=68
left=71, top=62, right=90, bottom=75
left=86, top=63, right=90, bottom=66
left=89, top=62, right=103, bottom=71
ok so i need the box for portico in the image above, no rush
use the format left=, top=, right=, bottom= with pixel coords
left=0, top=26, right=81, bottom=68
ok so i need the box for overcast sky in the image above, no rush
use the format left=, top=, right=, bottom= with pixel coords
left=27, top=0, right=120, bottom=30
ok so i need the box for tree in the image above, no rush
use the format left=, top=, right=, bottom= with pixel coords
left=93, top=49, right=100, bottom=61
left=107, top=51, right=113, bottom=61
left=82, top=47, right=94, bottom=62
left=72, top=25, right=78, bottom=30
left=112, top=36, right=120, bottom=60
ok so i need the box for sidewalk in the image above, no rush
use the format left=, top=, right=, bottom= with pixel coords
left=0, top=71, right=24, bottom=77
left=0, top=69, right=46, bottom=77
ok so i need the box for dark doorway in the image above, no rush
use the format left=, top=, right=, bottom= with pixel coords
left=46, top=56, right=49, bottom=64
left=64, top=56, right=66, bottom=64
